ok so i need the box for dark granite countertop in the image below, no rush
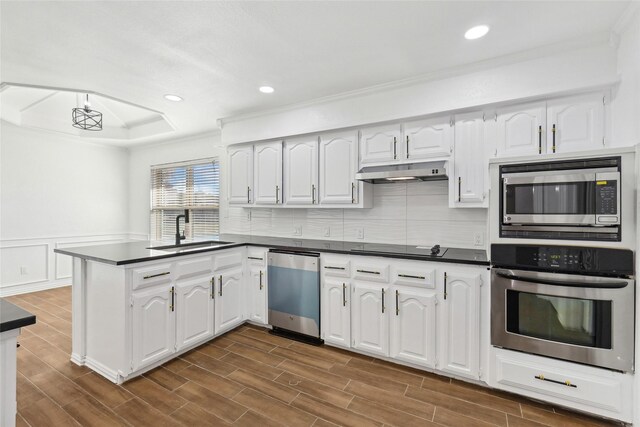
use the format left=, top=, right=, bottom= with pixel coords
left=1, top=299, right=36, bottom=333
left=54, top=233, right=489, bottom=267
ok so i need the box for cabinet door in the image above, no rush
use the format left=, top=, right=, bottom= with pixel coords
left=175, top=276, right=214, bottom=351
left=319, top=131, right=359, bottom=205
left=451, top=112, right=486, bottom=206
left=249, top=263, right=267, bottom=325
left=359, top=124, right=402, bottom=165
left=322, top=279, right=351, bottom=348
left=496, top=103, right=546, bottom=157
left=440, top=270, right=480, bottom=379
left=228, top=146, right=254, bottom=204
left=254, top=142, right=283, bottom=205
left=390, top=287, right=437, bottom=368
left=132, top=284, right=175, bottom=371
left=547, top=93, right=604, bottom=154
left=284, top=137, right=319, bottom=205
left=214, top=266, right=244, bottom=334
left=404, top=116, right=452, bottom=160
left=352, top=282, right=389, bottom=357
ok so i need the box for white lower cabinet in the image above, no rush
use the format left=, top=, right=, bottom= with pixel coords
left=351, top=282, right=389, bottom=357
left=214, top=265, right=245, bottom=334
left=175, top=276, right=214, bottom=351
left=490, top=348, right=633, bottom=423
left=322, top=279, right=350, bottom=348
left=132, top=284, right=175, bottom=371
left=247, top=249, right=268, bottom=325
left=439, top=269, right=481, bottom=379
left=390, top=287, right=437, bottom=369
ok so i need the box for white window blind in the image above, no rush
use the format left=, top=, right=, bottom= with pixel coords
left=150, top=158, right=220, bottom=241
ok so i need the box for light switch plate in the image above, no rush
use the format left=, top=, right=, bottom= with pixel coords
left=293, top=225, right=302, bottom=236
left=356, top=227, right=364, bottom=240
left=474, top=232, right=484, bottom=247
left=323, top=227, right=330, bottom=237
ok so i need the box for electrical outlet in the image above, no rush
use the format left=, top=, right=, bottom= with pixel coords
left=20, top=266, right=28, bottom=275
left=356, top=227, right=364, bottom=240
left=293, top=225, right=302, bottom=236
left=323, top=227, right=331, bottom=237
left=473, top=232, right=484, bottom=247
left=246, top=210, right=252, bottom=221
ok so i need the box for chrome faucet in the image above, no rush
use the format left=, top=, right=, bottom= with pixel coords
left=175, top=209, right=190, bottom=245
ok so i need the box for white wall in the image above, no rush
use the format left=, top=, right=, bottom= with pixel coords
left=0, top=121, right=129, bottom=295
left=128, top=132, right=223, bottom=238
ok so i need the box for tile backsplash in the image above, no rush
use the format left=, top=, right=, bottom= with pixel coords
left=221, top=181, right=487, bottom=249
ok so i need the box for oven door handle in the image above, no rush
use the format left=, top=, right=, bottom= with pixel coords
left=495, top=271, right=629, bottom=289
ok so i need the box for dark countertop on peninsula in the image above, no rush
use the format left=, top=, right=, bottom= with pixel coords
left=54, top=233, right=489, bottom=267
left=1, top=299, right=36, bottom=333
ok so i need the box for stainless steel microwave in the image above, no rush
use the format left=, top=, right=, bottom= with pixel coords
left=500, top=157, right=621, bottom=240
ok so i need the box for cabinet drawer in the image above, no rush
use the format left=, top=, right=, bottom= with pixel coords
left=321, top=255, right=351, bottom=277
left=353, top=262, right=389, bottom=282
left=131, top=263, right=173, bottom=290
left=214, top=249, right=244, bottom=271
left=495, top=351, right=625, bottom=416
left=247, top=247, right=268, bottom=265
left=392, top=263, right=435, bottom=289
left=174, top=255, right=214, bottom=280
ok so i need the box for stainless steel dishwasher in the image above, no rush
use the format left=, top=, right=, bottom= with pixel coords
left=267, top=249, right=321, bottom=342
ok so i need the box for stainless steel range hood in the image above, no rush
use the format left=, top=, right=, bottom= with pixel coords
left=355, top=160, right=448, bottom=184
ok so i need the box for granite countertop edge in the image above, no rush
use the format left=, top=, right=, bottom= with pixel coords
left=54, top=234, right=490, bottom=267
left=0, top=299, right=36, bottom=333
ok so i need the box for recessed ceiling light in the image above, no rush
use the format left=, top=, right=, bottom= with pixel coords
left=164, top=94, right=183, bottom=102
left=259, top=86, right=275, bottom=94
left=464, top=25, right=490, bottom=40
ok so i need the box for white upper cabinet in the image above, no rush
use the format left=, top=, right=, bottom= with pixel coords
left=404, top=116, right=453, bottom=160
left=451, top=111, right=487, bottom=207
left=284, top=136, right=319, bottom=205
left=547, top=93, right=605, bottom=154
left=319, top=131, right=359, bottom=205
left=228, top=146, right=253, bottom=205
left=253, top=142, right=283, bottom=205
left=496, top=103, right=546, bottom=157
left=359, top=124, right=403, bottom=165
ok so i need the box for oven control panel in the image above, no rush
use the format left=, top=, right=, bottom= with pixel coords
left=491, top=244, right=633, bottom=276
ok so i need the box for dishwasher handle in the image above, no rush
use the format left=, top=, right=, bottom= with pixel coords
left=268, top=249, right=320, bottom=257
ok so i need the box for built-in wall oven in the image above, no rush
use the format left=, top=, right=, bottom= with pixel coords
left=500, top=157, right=621, bottom=241
left=491, top=244, right=635, bottom=372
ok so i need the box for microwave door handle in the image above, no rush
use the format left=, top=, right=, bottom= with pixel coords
left=496, top=271, right=628, bottom=289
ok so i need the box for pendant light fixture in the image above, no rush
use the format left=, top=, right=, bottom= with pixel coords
left=72, top=94, right=103, bottom=131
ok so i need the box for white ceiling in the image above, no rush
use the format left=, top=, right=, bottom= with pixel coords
left=0, top=1, right=631, bottom=145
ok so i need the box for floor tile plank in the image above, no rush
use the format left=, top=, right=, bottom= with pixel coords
left=233, top=388, right=316, bottom=426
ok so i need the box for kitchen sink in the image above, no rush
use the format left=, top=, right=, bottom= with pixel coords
left=147, top=240, right=235, bottom=252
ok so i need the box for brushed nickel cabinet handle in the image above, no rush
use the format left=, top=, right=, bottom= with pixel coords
left=357, top=269, right=380, bottom=275
left=213, top=279, right=217, bottom=299
left=538, top=125, right=542, bottom=154
left=170, top=286, right=175, bottom=312
left=324, top=266, right=346, bottom=270
left=143, top=271, right=170, bottom=280
left=259, top=270, right=263, bottom=290
left=395, top=289, right=399, bottom=316
left=406, top=135, right=409, bottom=159
left=342, top=283, right=347, bottom=306
left=444, top=272, right=448, bottom=300
left=247, top=256, right=263, bottom=260
left=398, top=274, right=426, bottom=280
left=458, top=177, right=462, bottom=202
left=247, top=186, right=251, bottom=203
left=351, top=182, right=355, bottom=204
left=276, top=185, right=280, bottom=204
left=381, top=288, right=385, bottom=313
left=393, top=137, right=397, bottom=159
left=219, top=275, right=223, bottom=296
left=312, top=184, right=316, bottom=204
left=552, top=124, right=556, bottom=153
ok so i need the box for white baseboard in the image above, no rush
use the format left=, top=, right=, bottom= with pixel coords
left=0, top=281, right=70, bottom=297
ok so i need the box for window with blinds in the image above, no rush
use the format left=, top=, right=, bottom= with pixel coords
left=150, top=158, right=220, bottom=241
